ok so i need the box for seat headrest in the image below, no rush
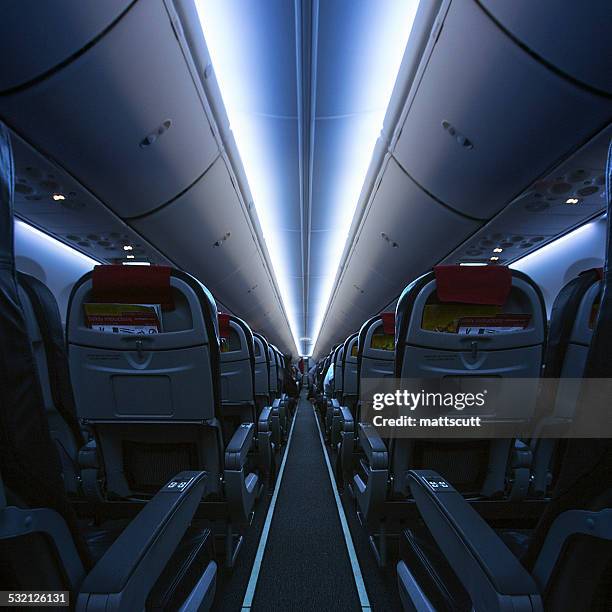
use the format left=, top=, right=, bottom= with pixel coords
left=380, top=312, right=395, bottom=335
left=433, top=264, right=512, bottom=305
left=91, top=264, right=175, bottom=310
left=218, top=313, right=231, bottom=339
left=0, top=123, right=14, bottom=270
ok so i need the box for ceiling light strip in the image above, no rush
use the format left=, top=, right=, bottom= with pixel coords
left=192, top=0, right=302, bottom=354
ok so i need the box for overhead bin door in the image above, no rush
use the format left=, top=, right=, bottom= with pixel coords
left=0, top=0, right=131, bottom=92
left=480, top=0, right=612, bottom=95
left=131, top=157, right=256, bottom=292
left=393, top=0, right=612, bottom=220
left=332, top=158, right=480, bottom=325
left=0, top=0, right=219, bottom=218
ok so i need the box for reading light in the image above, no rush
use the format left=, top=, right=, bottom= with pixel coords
left=493, top=247, right=503, bottom=253
left=565, top=198, right=579, bottom=205
left=126, top=254, right=135, bottom=259
left=490, top=256, right=499, bottom=262
left=52, top=194, right=65, bottom=201
left=123, top=245, right=133, bottom=251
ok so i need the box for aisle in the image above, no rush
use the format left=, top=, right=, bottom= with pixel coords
left=247, top=394, right=365, bottom=610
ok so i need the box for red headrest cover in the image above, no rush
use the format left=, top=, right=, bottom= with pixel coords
left=92, top=265, right=174, bottom=311
left=434, top=265, right=512, bottom=306
left=218, top=313, right=231, bottom=339
left=381, top=312, right=395, bottom=335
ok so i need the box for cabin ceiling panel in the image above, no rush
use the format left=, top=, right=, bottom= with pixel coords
left=306, top=230, right=336, bottom=283
left=231, top=115, right=301, bottom=233
left=0, top=0, right=219, bottom=218
left=199, top=0, right=298, bottom=117
left=479, top=0, right=612, bottom=95
left=0, top=0, right=132, bottom=92
left=310, top=116, right=380, bottom=233
left=315, top=1, right=411, bottom=118
left=392, top=0, right=612, bottom=220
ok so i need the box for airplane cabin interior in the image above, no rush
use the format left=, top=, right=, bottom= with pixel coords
left=0, top=1, right=611, bottom=611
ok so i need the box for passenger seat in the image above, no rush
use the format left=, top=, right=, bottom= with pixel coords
left=396, top=139, right=612, bottom=611
left=66, top=264, right=263, bottom=560
left=531, top=268, right=602, bottom=497
left=218, top=313, right=275, bottom=477
left=0, top=123, right=217, bottom=610
left=17, top=271, right=87, bottom=496
left=390, top=265, right=546, bottom=499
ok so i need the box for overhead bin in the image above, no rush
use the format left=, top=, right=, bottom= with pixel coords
left=393, top=0, right=612, bottom=220
left=349, top=158, right=479, bottom=290
left=0, top=0, right=131, bottom=92
left=0, top=0, right=219, bottom=218
left=317, top=158, right=480, bottom=344
left=480, top=0, right=612, bottom=95
left=215, top=255, right=276, bottom=320
left=131, top=157, right=257, bottom=289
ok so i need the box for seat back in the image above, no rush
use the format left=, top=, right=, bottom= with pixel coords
left=268, top=345, right=279, bottom=397
left=543, top=269, right=601, bottom=418
left=323, top=354, right=335, bottom=397
left=358, top=314, right=395, bottom=386
left=219, top=313, right=257, bottom=424
left=523, top=142, right=612, bottom=609
left=67, top=265, right=222, bottom=497
left=396, top=266, right=545, bottom=379
left=323, top=345, right=338, bottom=398
left=17, top=272, right=85, bottom=495
left=0, top=122, right=92, bottom=588
left=356, top=314, right=395, bottom=425
left=271, top=345, right=285, bottom=395
left=393, top=265, right=546, bottom=496
left=341, top=333, right=359, bottom=409
left=332, top=344, right=344, bottom=399
left=530, top=269, right=602, bottom=496
left=253, top=332, right=271, bottom=409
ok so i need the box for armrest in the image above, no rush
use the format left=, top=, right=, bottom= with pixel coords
left=512, top=439, right=533, bottom=469
left=407, top=470, right=541, bottom=612
left=258, top=406, right=273, bottom=431
left=358, top=423, right=388, bottom=470
left=78, top=439, right=103, bottom=503
left=339, top=406, right=354, bottom=427
left=77, top=471, right=207, bottom=612
left=78, top=439, right=98, bottom=469
left=225, top=422, right=255, bottom=470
